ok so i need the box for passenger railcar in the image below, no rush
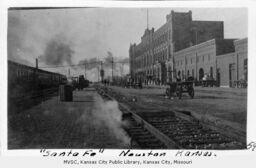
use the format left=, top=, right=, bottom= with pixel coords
left=8, top=60, right=66, bottom=97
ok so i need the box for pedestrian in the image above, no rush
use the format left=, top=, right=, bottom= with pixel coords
left=169, top=82, right=176, bottom=99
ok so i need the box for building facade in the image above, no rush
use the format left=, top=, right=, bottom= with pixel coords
left=129, top=10, right=224, bottom=84
left=174, top=39, right=235, bottom=82
left=216, top=38, right=248, bottom=87
left=129, top=10, right=247, bottom=87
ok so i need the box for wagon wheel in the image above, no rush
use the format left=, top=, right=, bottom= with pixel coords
left=189, top=87, right=194, bottom=98
left=166, top=88, right=170, bottom=97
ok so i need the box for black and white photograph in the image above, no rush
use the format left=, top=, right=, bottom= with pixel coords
left=6, top=7, right=248, bottom=150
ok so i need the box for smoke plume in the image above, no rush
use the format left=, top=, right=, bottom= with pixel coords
left=78, top=57, right=98, bottom=70
left=77, top=51, right=129, bottom=70
left=75, top=51, right=129, bottom=81
left=39, top=35, right=74, bottom=66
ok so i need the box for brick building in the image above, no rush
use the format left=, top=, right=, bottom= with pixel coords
left=216, top=38, right=248, bottom=87
left=129, top=10, right=247, bottom=87
left=129, top=10, right=224, bottom=84
left=174, top=39, right=235, bottom=82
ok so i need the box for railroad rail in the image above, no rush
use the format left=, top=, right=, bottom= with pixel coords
left=95, top=85, right=244, bottom=149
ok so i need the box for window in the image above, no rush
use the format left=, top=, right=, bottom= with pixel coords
left=208, top=54, right=210, bottom=61
left=203, top=55, right=204, bottom=62
left=244, top=58, right=248, bottom=81
left=210, top=67, right=213, bottom=77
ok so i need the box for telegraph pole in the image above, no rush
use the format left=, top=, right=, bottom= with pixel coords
left=84, top=63, right=86, bottom=78
left=195, top=29, right=198, bottom=81
left=97, top=56, right=99, bottom=82
left=191, top=27, right=198, bottom=81
left=100, top=61, right=103, bottom=83
left=98, top=63, right=100, bottom=82
left=111, top=56, right=114, bottom=82
left=121, top=63, right=124, bottom=76
left=147, top=8, right=149, bottom=29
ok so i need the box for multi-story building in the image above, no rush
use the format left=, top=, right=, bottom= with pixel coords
left=129, top=10, right=224, bottom=84
left=216, top=38, right=248, bottom=87
left=129, top=10, right=247, bottom=87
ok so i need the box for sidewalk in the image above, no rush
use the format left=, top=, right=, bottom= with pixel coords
left=8, top=88, right=130, bottom=149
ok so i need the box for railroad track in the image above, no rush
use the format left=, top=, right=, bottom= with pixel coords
left=95, top=85, right=167, bottom=149
left=94, top=85, right=244, bottom=149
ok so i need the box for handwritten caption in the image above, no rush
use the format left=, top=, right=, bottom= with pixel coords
left=247, top=141, right=256, bottom=151
left=38, top=142, right=255, bottom=166
left=39, top=149, right=218, bottom=166
left=40, top=149, right=216, bottom=157
left=40, top=148, right=105, bottom=157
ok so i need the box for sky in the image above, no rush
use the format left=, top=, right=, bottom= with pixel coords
left=8, top=8, right=247, bottom=81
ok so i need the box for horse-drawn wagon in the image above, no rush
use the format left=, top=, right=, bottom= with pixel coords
left=166, top=81, right=194, bottom=99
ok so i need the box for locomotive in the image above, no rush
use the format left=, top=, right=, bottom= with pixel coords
left=8, top=60, right=67, bottom=97
left=71, top=75, right=89, bottom=90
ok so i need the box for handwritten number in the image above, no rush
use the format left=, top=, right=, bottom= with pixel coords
left=247, top=142, right=256, bottom=151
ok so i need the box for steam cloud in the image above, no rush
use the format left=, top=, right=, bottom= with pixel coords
left=93, top=96, right=131, bottom=147
left=76, top=51, right=129, bottom=81
left=8, top=10, right=130, bottom=79
left=39, top=35, right=74, bottom=66
left=78, top=57, right=98, bottom=70
left=77, top=93, right=131, bottom=148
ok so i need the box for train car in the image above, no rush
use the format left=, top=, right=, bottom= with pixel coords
left=8, top=60, right=67, bottom=96
left=77, top=75, right=89, bottom=90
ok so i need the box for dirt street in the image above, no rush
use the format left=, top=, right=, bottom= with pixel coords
left=108, top=86, right=247, bottom=138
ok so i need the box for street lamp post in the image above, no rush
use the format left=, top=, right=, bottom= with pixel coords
left=195, top=29, right=198, bottom=81
left=111, top=56, right=114, bottom=82
left=191, top=27, right=198, bottom=81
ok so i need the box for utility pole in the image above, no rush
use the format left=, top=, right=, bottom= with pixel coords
left=84, top=62, right=86, bottom=79
left=191, top=27, right=198, bottom=81
left=97, top=56, right=99, bottom=82
left=121, top=63, right=124, bottom=77
left=171, top=43, right=175, bottom=82
left=195, top=29, right=198, bottom=81
left=147, top=8, right=149, bottom=29
left=98, top=63, right=100, bottom=82
left=100, top=61, right=104, bottom=83
left=111, top=56, right=114, bottom=82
